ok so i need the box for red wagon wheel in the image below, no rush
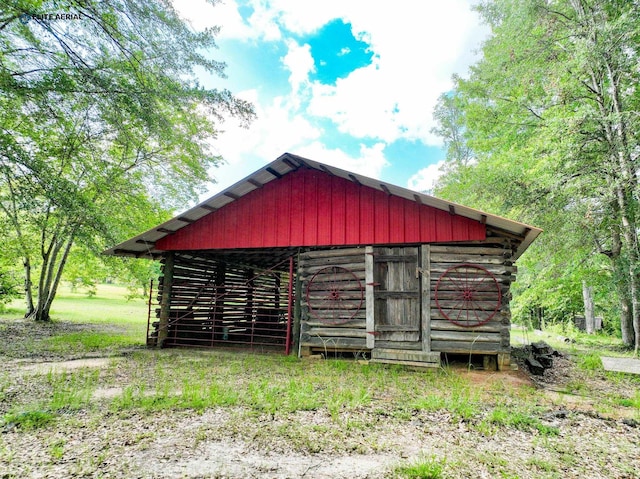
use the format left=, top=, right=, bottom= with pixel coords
left=435, top=264, right=501, bottom=327
left=306, top=266, right=363, bottom=325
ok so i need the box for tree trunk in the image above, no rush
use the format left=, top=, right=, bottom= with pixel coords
left=582, top=280, right=595, bottom=334
left=620, top=293, right=634, bottom=347
left=23, top=256, right=34, bottom=317
left=27, top=232, right=76, bottom=322
left=615, top=184, right=640, bottom=354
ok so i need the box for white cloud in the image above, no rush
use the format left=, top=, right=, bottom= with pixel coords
left=301, top=0, right=487, bottom=146
left=281, top=39, right=315, bottom=102
left=407, top=160, right=446, bottom=193
left=178, top=0, right=489, bottom=199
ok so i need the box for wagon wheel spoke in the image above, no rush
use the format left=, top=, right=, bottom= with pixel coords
left=435, top=264, right=501, bottom=327
left=307, top=266, right=363, bottom=325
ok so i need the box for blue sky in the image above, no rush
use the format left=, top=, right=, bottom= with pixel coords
left=177, top=0, right=489, bottom=199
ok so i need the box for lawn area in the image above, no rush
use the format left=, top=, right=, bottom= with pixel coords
left=0, top=288, right=639, bottom=478
left=0, top=284, right=148, bottom=358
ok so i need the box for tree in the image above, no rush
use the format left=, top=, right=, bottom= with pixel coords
left=0, top=0, right=254, bottom=321
left=431, top=0, right=640, bottom=351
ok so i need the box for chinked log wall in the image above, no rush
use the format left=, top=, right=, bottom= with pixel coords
left=299, top=247, right=367, bottom=353
left=299, top=243, right=515, bottom=363
left=429, top=244, right=514, bottom=366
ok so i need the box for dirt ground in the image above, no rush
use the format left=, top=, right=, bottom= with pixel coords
left=1, top=319, right=639, bottom=478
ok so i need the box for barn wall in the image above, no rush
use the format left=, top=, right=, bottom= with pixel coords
left=156, top=168, right=486, bottom=251
left=297, top=242, right=515, bottom=363
left=428, top=244, right=513, bottom=359
left=298, top=247, right=367, bottom=353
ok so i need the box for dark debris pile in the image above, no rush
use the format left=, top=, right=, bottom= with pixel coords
left=513, top=341, right=562, bottom=375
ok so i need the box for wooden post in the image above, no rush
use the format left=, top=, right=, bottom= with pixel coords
left=285, top=256, right=294, bottom=355
left=365, top=246, right=375, bottom=349
left=157, top=252, right=175, bottom=348
left=583, top=280, right=595, bottom=334
left=421, top=245, right=431, bottom=352
left=293, top=251, right=303, bottom=356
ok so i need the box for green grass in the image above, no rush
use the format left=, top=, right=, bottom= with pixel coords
left=2, top=287, right=639, bottom=477
left=481, top=407, right=560, bottom=436
left=393, top=455, right=446, bottom=479
left=3, top=283, right=148, bottom=326
left=2, top=410, right=56, bottom=430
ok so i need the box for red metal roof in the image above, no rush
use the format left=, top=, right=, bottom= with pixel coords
left=155, top=167, right=486, bottom=251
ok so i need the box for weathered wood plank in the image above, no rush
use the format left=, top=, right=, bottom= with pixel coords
left=375, top=340, right=422, bottom=350
left=300, top=247, right=365, bottom=259
left=301, top=336, right=367, bottom=349
left=374, top=291, right=419, bottom=299
left=430, top=319, right=506, bottom=333
left=365, top=246, right=375, bottom=349
left=303, top=299, right=363, bottom=309
left=376, top=331, right=420, bottom=342
left=300, top=255, right=367, bottom=267
left=430, top=263, right=516, bottom=275
left=430, top=330, right=501, bottom=343
left=305, top=319, right=366, bottom=328
left=375, top=324, right=420, bottom=331
left=431, top=340, right=507, bottom=353
left=299, top=271, right=366, bottom=282
left=430, top=253, right=508, bottom=265
left=430, top=245, right=512, bottom=256
left=304, top=262, right=365, bottom=274
left=421, top=244, right=431, bottom=353
left=374, top=255, right=418, bottom=263
left=306, top=327, right=367, bottom=338
left=371, top=348, right=440, bottom=363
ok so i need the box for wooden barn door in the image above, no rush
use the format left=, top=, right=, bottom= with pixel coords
left=367, top=245, right=439, bottom=366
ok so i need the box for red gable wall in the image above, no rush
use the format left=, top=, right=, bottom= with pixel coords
left=156, top=168, right=486, bottom=251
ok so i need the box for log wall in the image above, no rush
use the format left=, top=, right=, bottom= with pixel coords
left=429, top=244, right=514, bottom=365
left=299, top=247, right=367, bottom=353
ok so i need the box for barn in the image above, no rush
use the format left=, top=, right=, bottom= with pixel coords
left=105, top=153, right=541, bottom=370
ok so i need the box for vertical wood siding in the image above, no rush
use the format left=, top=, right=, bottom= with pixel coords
left=156, top=168, right=486, bottom=251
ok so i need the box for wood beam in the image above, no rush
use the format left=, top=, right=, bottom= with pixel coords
left=177, top=216, right=196, bottom=223
left=247, top=178, right=263, bottom=188
left=380, top=184, right=391, bottom=195
left=157, top=227, right=176, bottom=234
left=318, top=164, right=333, bottom=175
left=266, top=167, right=283, bottom=179
left=223, top=191, right=240, bottom=200
left=348, top=174, right=361, bottom=185
left=413, top=194, right=423, bottom=205
left=200, top=204, right=217, bottom=212
left=448, top=205, right=456, bottom=216
left=282, top=157, right=299, bottom=170
left=135, top=240, right=156, bottom=246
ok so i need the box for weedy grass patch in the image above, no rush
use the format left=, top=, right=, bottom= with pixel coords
left=393, top=455, right=446, bottom=479
left=481, top=406, right=559, bottom=437
left=1, top=409, right=56, bottom=431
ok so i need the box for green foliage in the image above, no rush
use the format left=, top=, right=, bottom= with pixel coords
left=0, top=0, right=254, bottom=321
left=431, top=0, right=640, bottom=346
